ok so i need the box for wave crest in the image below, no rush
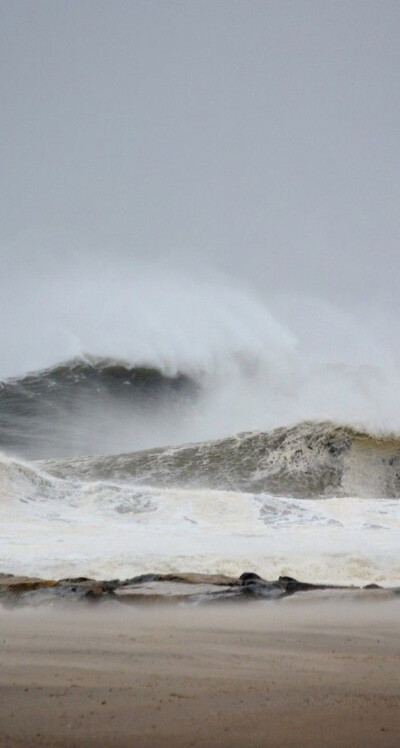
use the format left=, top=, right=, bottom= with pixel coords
left=0, top=356, right=196, bottom=459
left=41, top=420, right=400, bottom=499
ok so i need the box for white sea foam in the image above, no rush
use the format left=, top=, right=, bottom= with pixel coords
left=2, top=453, right=400, bottom=585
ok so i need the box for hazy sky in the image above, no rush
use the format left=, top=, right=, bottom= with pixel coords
left=1, top=1, right=400, bottom=327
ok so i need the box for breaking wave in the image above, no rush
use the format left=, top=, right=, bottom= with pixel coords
left=3, top=426, right=400, bottom=585
left=0, top=356, right=197, bottom=459
left=40, top=420, right=400, bottom=499
left=3, top=350, right=400, bottom=464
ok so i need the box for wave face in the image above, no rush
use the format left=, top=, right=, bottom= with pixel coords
left=0, top=357, right=196, bottom=459
left=41, top=421, right=400, bottom=499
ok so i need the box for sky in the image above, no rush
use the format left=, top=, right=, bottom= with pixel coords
left=1, top=0, right=400, bottom=377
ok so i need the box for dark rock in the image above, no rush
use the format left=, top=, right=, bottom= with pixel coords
left=0, top=570, right=398, bottom=607
left=122, top=574, right=164, bottom=586
left=2, top=579, right=57, bottom=594
left=162, top=573, right=238, bottom=586
left=277, top=576, right=357, bottom=593
left=239, top=572, right=263, bottom=583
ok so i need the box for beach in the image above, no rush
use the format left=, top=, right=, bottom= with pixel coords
left=1, top=600, right=399, bottom=747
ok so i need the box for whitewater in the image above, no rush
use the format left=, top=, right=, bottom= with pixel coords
left=1, top=269, right=400, bottom=587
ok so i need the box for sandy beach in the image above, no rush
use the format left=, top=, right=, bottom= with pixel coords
left=0, top=600, right=399, bottom=747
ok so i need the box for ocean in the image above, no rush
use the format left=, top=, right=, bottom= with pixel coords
left=2, top=333, right=400, bottom=587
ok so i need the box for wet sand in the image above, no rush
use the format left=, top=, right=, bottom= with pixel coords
left=0, top=600, right=399, bottom=747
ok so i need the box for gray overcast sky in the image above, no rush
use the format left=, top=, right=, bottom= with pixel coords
left=1, top=0, right=400, bottom=312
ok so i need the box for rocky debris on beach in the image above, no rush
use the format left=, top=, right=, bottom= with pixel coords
left=0, top=571, right=399, bottom=607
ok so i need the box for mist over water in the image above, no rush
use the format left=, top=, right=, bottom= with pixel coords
left=2, top=251, right=400, bottom=458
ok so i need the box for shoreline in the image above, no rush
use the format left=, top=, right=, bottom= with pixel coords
left=1, top=602, right=400, bottom=747
left=1, top=570, right=399, bottom=608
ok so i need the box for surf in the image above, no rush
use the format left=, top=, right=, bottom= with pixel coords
left=37, top=420, right=400, bottom=499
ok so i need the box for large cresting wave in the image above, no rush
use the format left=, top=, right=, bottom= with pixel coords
left=3, top=266, right=400, bottom=460
left=0, top=356, right=196, bottom=459
left=40, top=420, right=400, bottom=499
